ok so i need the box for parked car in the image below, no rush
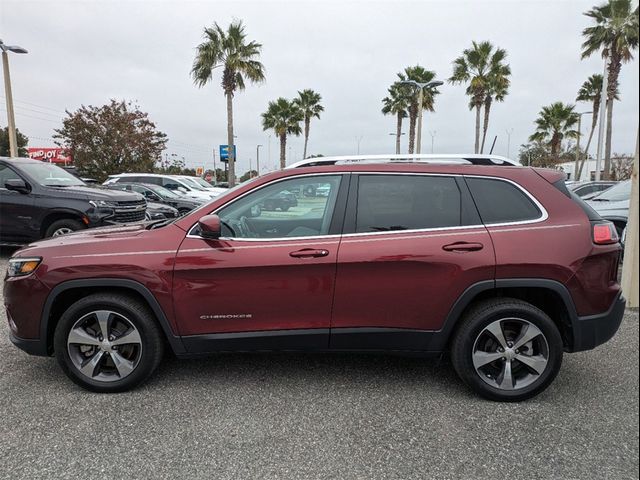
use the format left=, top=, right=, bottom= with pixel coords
left=0, top=157, right=146, bottom=245
left=261, top=190, right=298, bottom=211
left=145, top=202, right=180, bottom=220
left=587, top=180, right=631, bottom=239
left=106, top=182, right=203, bottom=215
left=5, top=154, right=624, bottom=401
left=569, top=180, right=617, bottom=200
left=177, top=175, right=227, bottom=197
left=103, top=173, right=216, bottom=202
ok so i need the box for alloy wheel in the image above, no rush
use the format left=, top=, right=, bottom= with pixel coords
left=472, top=318, right=549, bottom=391
left=67, top=310, right=143, bottom=382
left=52, top=227, right=74, bottom=237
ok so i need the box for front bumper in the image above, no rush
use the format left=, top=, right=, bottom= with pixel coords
left=570, top=291, right=626, bottom=352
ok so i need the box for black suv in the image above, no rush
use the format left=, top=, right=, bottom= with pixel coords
left=0, top=157, right=146, bottom=245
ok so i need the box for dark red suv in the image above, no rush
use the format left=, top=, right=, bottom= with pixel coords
left=4, top=155, right=625, bottom=401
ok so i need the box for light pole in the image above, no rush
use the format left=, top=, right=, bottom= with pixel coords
left=573, top=111, right=592, bottom=181
left=1, top=39, right=28, bottom=158
left=356, top=136, right=363, bottom=155
left=505, top=128, right=514, bottom=159
left=595, top=57, right=609, bottom=181
left=256, top=144, right=262, bottom=177
left=389, top=132, right=404, bottom=153
left=398, top=80, right=443, bottom=154
left=429, top=130, right=437, bottom=154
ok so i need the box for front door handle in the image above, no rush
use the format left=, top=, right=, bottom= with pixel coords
left=442, top=242, right=484, bottom=252
left=289, top=248, right=330, bottom=258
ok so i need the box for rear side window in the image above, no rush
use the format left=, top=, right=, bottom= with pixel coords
left=466, top=177, right=542, bottom=224
left=356, top=175, right=462, bottom=232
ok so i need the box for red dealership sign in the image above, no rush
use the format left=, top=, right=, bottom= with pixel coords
left=28, top=148, right=72, bottom=165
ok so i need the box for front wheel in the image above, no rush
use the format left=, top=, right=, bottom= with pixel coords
left=451, top=298, right=563, bottom=402
left=53, top=293, right=164, bottom=392
left=44, top=218, right=85, bottom=238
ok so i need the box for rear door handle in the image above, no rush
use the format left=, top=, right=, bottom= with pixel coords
left=289, top=248, right=330, bottom=258
left=442, top=242, right=484, bottom=252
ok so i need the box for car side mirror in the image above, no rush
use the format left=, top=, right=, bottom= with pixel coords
left=4, top=178, right=30, bottom=194
left=198, top=214, right=221, bottom=239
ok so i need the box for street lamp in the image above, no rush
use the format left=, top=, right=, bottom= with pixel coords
left=429, top=130, right=437, bottom=154
left=398, top=79, right=443, bottom=154
left=505, top=128, right=514, bottom=159
left=389, top=132, right=405, bottom=154
left=256, top=144, right=262, bottom=177
left=574, top=111, right=593, bottom=181
left=1, top=39, right=28, bottom=158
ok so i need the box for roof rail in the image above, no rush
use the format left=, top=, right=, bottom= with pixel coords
left=287, top=154, right=520, bottom=169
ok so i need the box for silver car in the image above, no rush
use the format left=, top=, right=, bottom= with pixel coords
left=587, top=180, right=631, bottom=240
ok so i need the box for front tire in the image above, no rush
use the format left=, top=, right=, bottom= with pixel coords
left=53, top=293, right=164, bottom=393
left=451, top=298, right=563, bottom=402
left=44, top=218, right=85, bottom=238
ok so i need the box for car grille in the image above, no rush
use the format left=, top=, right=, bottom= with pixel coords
left=113, top=200, right=146, bottom=223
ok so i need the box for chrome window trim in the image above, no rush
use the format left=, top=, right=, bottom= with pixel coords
left=186, top=172, right=346, bottom=241
left=185, top=171, right=548, bottom=242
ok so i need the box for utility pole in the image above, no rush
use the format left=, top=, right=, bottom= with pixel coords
left=256, top=144, right=262, bottom=177
left=356, top=136, right=363, bottom=155
left=505, top=128, right=514, bottom=159
left=621, top=128, right=639, bottom=308
left=1, top=39, right=28, bottom=157
left=595, top=57, right=609, bottom=181
left=429, top=131, right=437, bottom=154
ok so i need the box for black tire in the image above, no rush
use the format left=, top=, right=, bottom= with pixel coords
left=264, top=201, right=275, bottom=211
left=178, top=208, right=191, bottom=216
left=53, top=293, right=164, bottom=393
left=44, top=218, right=85, bottom=238
left=280, top=205, right=290, bottom=212
left=450, top=298, right=563, bottom=402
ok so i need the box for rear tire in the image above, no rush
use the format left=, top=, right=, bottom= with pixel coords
left=54, top=293, right=164, bottom=393
left=450, top=298, right=563, bottom=402
left=44, top=218, right=85, bottom=238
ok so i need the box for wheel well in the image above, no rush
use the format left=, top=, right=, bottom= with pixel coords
left=45, top=286, right=158, bottom=355
left=456, top=287, right=573, bottom=349
left=40, top=212, right=85, bottom=238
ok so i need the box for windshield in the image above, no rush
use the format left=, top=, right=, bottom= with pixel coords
left=179, top=177, right=207, bottom=191
left=20, top=162, right=85, bottom=187
left=190, top=177, right=213, bottom=188
left=591, top=180, right=631, bottom=202
left=148, top=184, right=181, bottom=199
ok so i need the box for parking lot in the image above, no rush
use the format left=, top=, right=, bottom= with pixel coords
left=0, top=250, right=638, bottom=480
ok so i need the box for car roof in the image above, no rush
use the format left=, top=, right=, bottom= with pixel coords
left=0, top=156, right=52, bottom=165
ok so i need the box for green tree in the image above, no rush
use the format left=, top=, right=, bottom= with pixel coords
left=239, top=170, right=258, bottom=182
left=575, top=74, right=620, bottom=178
left=397, top=66, right=439, bottom=154
left=449, top=41, right=511, bottom=154
left=53, top=100, right=167, bottom=182
left=382, top=83, right=411, bottom=154
left=581, top=0, right=639, bottom=179
left=191, top=20, right=265, bottom=187
left=293, top=89, right=324, bottom=159
left=0, top=126, right=29, bottom=157
left=261, top=98, right=303, bottom=169
left=528, top=102, right=579, bottom=163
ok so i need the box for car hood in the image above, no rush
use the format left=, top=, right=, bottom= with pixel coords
left=587, top=199, right=630, bottom=217
left=45, top=185, right=143, bottom=202
left=147, top=202, right=177, bottom=212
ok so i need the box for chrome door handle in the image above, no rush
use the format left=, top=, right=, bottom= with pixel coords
left=289, top=249, right=330, bottom=258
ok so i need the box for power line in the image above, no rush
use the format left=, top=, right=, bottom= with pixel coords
left=0, top=107, right=61, bottom=124
left=0, top=95, right=66, bottom=114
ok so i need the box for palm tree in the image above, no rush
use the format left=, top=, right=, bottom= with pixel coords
left=261, top=98, right=303, bottom=169
left=529, top=102, right=579, bottom=163
left=480, top=51, right=511, bottom=153
left=293, top=90, right=324, bottom=159
left=581, top=0, right=639, bottom=179
left=191, top=20, right=265, bottom=187
left=397, top=66, right=439, bottom=154
left=449, top=41, right=511, bottom=154
left=575, top=74, right=620, bottom=178
left=382, top=83, right=410, bottom=154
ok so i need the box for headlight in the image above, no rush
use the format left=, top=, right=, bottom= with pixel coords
left=7, top=257, right=42, bottom=278
left=89, top=200, right=117, bottom=208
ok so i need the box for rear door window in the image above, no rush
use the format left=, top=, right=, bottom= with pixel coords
left=466, top=177, right=542, bottom=224
left=355, top=175, right=462, bottom=232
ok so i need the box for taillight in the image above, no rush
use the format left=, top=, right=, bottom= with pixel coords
left=592, top=222, right=619, bottom=245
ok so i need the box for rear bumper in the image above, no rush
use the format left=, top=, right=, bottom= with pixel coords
left=9, top=331, right=48, bottom=356
left=570, top=291, right=626, bottom=352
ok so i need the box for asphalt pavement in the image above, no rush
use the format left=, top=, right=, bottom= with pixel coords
left=0, top=250, right=638, bottom=480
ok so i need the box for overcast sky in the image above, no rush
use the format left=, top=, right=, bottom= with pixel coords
left=1, top=0, right=638, bottom=173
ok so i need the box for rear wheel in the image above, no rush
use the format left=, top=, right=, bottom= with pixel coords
left=44, top=218, right=85, bottom=238
left=53, top=293, right=164, bottom=392
left=451, top=298, right=563, bottom=402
